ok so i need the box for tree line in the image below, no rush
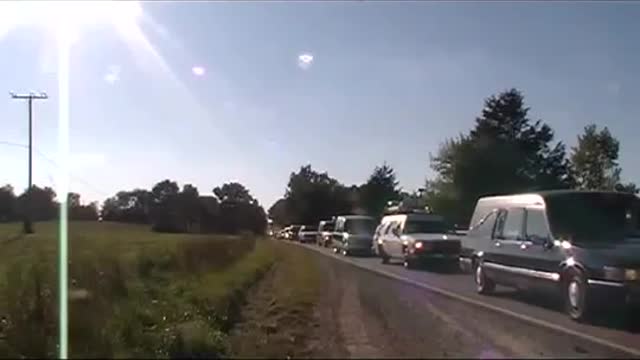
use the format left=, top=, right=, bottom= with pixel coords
left=0, top=185, right=99, bottom=222
left=1, top=88, right=636, bottom=233
left=100, top=180, right=267, bottom=234
left=269, top=88, right=638, bottom=228
left=0, top=180, right=267, bottom=235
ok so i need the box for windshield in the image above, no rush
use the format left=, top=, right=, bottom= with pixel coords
left=344, top=219, right=377, bottom=235
left=403, top=220, right=448, bottom=234
left=301, top=226, right=317, bottom=232
left=546, top=193, right=640, bottom=243
left=320, top=223, right=334, bottom=232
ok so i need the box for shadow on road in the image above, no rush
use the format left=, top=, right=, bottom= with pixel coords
left=491, top=288, right=640, bottom=334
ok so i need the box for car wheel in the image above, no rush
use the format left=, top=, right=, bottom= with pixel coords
left=474, top=261, right=495, bottom=294
left=381, top=255, right=390, bottom=264
left=565, top=269, right=592, bottom=322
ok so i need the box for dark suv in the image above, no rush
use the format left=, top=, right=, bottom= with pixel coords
left=460, top=190, right=640, bottom=321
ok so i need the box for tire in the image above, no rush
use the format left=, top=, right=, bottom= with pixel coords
left=474, top=261, right=495, bottom=294
left=381, top=255, right=390, bottom=264
left=564, top=269, right=592, bottom=322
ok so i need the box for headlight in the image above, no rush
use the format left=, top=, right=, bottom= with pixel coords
left=343, top=232, right=350, bottom=240
left=604, top=267, right=639, bottom=281
left=414, top=241, right=423, bottom=249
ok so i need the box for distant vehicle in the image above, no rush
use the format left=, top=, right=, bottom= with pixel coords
left=372, top=222, right=386, bottom=256
left=460, top=190, right=640, bottom=321
left=298, top=225, right=318, bottom=243
left=331, top=215, right=377, bottom=256
left=277, top=226, right=291, bottom=240
left=287, top=225, right=302, bottom=241
left=377, top=212, right=460, bottom=269
left=316, top=220, right=335, bottom=247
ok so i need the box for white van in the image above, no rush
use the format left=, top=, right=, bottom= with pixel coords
left=377, top=212, right=461, bottom=269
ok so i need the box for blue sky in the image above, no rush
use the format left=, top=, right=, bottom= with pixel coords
left=0, top=1, right=638, bottom=208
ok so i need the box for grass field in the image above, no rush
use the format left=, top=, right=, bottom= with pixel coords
left=0, top=221, right=276, bottom=358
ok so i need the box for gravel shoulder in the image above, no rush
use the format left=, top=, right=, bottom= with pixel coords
left=230, top=242, right=633, bottom=358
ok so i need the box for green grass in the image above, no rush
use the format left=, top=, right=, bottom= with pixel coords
left=0, top=221, right=275, bottom=359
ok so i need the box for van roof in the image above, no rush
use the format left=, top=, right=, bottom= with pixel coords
left=478, top=190, right=635, bottom=204
left=382, top=213, right=444, bottom=221
left=335, top=215, right=375, bottom=220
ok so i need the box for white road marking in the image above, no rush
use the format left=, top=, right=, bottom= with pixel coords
left=291, top=242, right=640, bottom=357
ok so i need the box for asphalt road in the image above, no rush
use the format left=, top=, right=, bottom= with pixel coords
left=290, top=240, right=640, bottom=358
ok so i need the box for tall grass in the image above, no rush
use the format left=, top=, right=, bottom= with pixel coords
left=0, top=222, right=274, bottom=358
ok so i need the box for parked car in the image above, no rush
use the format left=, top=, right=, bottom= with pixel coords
left=331, top=215, right=377, bottom=256
left=460, top=190, right=640, bottom=321
left=317, top=220, right=335, bottom=247
left=298, top=225, right=318, bottom=243
left=377, top=212, right=460, bottom=268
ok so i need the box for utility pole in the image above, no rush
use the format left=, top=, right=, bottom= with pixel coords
left=10, top=91, right=48, bottom=234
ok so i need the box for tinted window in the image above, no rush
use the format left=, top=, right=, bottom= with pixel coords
left=546, top=192, right=640, bottom=242
left=345, top=219, right=376, bottom=235
left=403, top=220, right=447, bottom=234
left=525, top=208, right=550, bottom=242
left=501, top=208, right=525, bottom=240
left=470, top=211, right=497, bottom=238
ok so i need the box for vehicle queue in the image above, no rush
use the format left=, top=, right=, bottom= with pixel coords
left=273, top=190, right=640, bottom=322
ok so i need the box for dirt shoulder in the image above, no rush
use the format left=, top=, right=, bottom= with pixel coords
left=230, top=243, right=630, bottom=358
left=228, top=241, right=346, bottom=358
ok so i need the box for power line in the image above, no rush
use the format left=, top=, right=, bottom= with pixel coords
left=0, top=140, right=110, bottom=198
left=10, top=91, right=48, bottom=234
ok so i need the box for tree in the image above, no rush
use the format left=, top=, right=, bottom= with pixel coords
left=101, top=189, right=150, bottom=223
left=67, top=192, right=99, bottom=221
left=214, top=182, right=267, bottom=234
left=570, top=124, right=622, bottom=190
left=427, top=88, right=573, bottom=226
left=178, top=184, right=200, bottom=232
left=198, top=195, right=220, bottom=233
left=615, top=182, right=639, bottom=194
left=267, top=198, right=290, bottom=227
left=16, top=185, right=58, bottom=222
left=149, top=180, right=183, bottom=232
left=67, top=192, right=81, bottom=208
left=359, top=163, right=401, bottom=217
left=284, top=165, right=352, bottom=225
left=213, top=182, right=253, bottom=203
left=0, top=185, right=16, bottom=222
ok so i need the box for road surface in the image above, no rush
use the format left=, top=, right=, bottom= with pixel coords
left=291, top=241, right=640, bottom=358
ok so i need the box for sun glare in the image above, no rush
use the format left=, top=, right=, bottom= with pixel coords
left=0, top=1, right=143, bottom=43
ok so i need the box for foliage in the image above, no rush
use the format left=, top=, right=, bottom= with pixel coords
left=426, top=88, right=574, bottom=225
left=359, top=163, right=401, bottom=217
left=569, top=124, right=636, bottom=192
left=281, top=165, right=353, bottom=226
left=0, top=221, right=275, bottom=358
